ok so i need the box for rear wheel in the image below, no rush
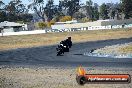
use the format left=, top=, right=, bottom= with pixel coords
left=57, top=49, right=64, bottom=56
left=57, top=52, right=61, bottom=56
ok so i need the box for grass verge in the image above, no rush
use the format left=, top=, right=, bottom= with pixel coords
left=0, top=28, right=132, bottom=51
left=119, top=45, right=132, bottom=54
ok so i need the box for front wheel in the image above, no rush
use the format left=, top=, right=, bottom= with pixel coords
left=57, top=50, right=64, bottom=56
left=57, top=52, right=61, bottom=56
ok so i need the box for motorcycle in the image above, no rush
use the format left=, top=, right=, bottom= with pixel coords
left=56, top=38, right=72, bottom=56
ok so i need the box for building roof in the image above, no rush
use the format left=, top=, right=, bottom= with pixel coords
left=55, top=20, right=77, bottom=24
left=0, top=21, right=25, bottom=28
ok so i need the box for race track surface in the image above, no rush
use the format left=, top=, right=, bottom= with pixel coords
left=0, top=38, right=132, bottom=68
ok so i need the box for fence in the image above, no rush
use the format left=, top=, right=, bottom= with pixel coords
left=0, top=24, right=132, bottom=36
left=46, top=24, right=132, bottom=33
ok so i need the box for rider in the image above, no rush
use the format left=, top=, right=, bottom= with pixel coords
left=64, top=37, right=72, bottom=48
left=60, top=37, right=72, bottom=48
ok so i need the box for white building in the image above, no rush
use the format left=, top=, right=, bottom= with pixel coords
left=51, top=19, right=132, bottom=31
left=0, top=21, right=28, bottom=33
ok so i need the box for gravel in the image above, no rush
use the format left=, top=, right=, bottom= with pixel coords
left=0, top=66, right=132, bottom=88
left=85, top=42, right=132, bottom=58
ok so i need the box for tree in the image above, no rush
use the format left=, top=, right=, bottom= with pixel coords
left=28, top=0, right=59, bottom=22
left=86, top=0, right=93, bottom=19
left=116, top=3, right=122, bottom=20
left=58, top=0, right=63, bottom=12
left=37, top=22, right=47, bottom=29
left=28, top=0, right=46, bottom=21
left=16, top=3, right=28, bottom=14
left=1, top=0, right=32, bottom=22
left=0, top=1, right=5, bottom=11
left=60, top=0, right=80, bottom=17
left=5, top=1, right=16, bottom=14
left=100, top=3, right=109, bottom=20
left=4, top=0, right=29, bottom=22
left=0, top=1, right=6, bottom=22
left=5, top=0, right=17, bottom=21
left=44, top=0, right=56, bottom=21
left=18, top=14, right=33, bottom=22
left=73, top=12, right=86, bottom=20
left=5, top=0, right=27, bottom=14
left=53, top=12, right=64, bottom=22
left=0, top=11, right=7, bottom=22
left=93, top=3, right=99, bottom=20
left=83, top=0, right=99, bottom=21
left=110, top=10, right=115, bottom=19
left=81, top=17, right=90, bottom=22
left=121, top=0, right=132, bottom=19
left=68, top=0, right=80, bottom=16
left=59, top=16, right=72, bottom=22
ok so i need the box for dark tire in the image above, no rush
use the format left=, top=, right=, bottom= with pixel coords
left=57, top=51, right=61, bottom=56
left=76, top=76, right=86, bottom=85
left=57, top=49, right=64, bottom=56
left=57, top=53, right=59, bottom=56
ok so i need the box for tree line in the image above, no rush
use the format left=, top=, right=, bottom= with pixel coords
left=0, top=0, right=33, bottom=23
left=0, top=0, right=131, bottom=23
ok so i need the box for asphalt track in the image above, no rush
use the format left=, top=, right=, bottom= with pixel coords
left=0, top=38, right=132, bottom=68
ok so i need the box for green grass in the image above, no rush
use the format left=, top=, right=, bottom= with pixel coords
left=0, top=28, right=132, bottom=51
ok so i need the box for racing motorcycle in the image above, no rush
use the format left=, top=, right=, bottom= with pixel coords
left=56, top=37, right=72, bottom=56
